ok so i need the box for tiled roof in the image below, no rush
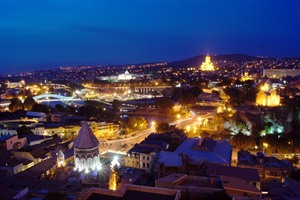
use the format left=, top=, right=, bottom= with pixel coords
left=174, top=138, right=232, bottom=165
left=73, top=121, right=99, bottom=149
left=158, top=151, right=182, bottom=167
left=221, top=175, right=260, bottom=195
left=205, top=162, right=260, bottom=182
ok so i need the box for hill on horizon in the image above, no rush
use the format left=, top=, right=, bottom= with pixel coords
left=167, top=54, right=260, bottom=68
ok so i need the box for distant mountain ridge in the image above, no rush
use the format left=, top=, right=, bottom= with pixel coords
left=167, top=54, right=260, bottom=68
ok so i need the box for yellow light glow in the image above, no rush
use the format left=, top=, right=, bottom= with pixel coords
left=200, top=55, right=215, bottom=71
left=186, top=125, right=191, bottom=132
left=151, top=121, right=156, bottom=128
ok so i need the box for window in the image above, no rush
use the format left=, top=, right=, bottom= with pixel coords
left=142, top=163, right=145, bottom=168
left=147, top=163, right=149, bottom=168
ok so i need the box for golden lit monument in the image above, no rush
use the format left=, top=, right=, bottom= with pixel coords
left=256, top=79, right=280, bottom=107
left=200, top=55, right=215, bottom=71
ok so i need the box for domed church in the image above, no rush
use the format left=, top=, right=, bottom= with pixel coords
left=74, top=121, right=101, bottom=173
left=200, top=55, right=215, bottom=71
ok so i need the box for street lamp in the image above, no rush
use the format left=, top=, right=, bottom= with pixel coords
left=197, top=117, right=202, bottom=137
left=177, top=114, right=181, bottom=120
left=186, top=125, right=191, bottom=132
left=197, top=117, right=202, bottom=125
left=263, top=142, right=269, bottom=154
left=151, top=121, right=156, bottom=129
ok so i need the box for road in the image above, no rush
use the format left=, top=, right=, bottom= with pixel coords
left=99, top=109, right=215, bottom=154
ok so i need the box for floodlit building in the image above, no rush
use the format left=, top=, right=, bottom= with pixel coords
left=74, top=122, right=101, bottom=173
left=240, top=72, right=253, bottom=82
left=98, top=70, right=145, bottom=82
left=118, top=70, right=133, bottom=81
left=256, top=79, right=280, bottom=106
left=200, top=55, right=215, bottom=71
left=263, top=69, right=300, bottom=79
left=5, top=80, right=25, bottom=88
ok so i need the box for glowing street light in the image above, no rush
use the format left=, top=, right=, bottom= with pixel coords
left=177, top=114, right=181, bottom=120
left=151, top=121, right=156, bottom=129
left=186, top=125, right=191, bottom=132
left=263, top=142, right=269, bottom=154
left=197, top=117, right=202, bottom=125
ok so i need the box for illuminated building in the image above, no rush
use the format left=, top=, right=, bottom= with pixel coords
left=118, top=70, right=133, bottom=80
left=74, top=122, right=101, bottom=173
left=263, top=69, right=300, bottom=79
left=98, top=70, right=143, bottom=82
left=57, top=149, right=65, bottom=167
left=6, top=80, right=25, bottom=88
left=256, top=79, right=280, bottom=107
left=200, top=55, right=215, bottom=71
left=240, top=72, right=253, bottom=82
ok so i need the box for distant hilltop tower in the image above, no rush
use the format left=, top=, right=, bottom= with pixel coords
left=200, top=55, right=215, bottom=71
left=74, top=121, right=101, bottom=173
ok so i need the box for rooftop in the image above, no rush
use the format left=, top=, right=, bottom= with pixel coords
left=83, top=184, right=180, bottom=200
left=205, top=162, right=260, bottom=182
left=173, top=138, right=232, bottom=165
left=221, top=175, right=261, bottom=195
left=74, top=121, right=99, bottom=149
left=158, top=151, right=182, bottom=167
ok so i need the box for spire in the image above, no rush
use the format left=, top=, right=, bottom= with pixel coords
left=74, top=121, right=99, bottom=149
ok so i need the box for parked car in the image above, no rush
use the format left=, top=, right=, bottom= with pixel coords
left=129, top=168, right=134, bottom=174
left=124, top=168, right=131, bottom=174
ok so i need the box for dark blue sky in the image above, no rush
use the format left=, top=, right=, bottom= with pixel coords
left=0, top=0, right=300, bottom=74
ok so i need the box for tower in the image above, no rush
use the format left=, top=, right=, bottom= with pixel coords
left=74, top=121, right=101, bottom=173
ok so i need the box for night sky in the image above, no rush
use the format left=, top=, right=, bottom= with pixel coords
left=0, top=0, right=300, bottom=74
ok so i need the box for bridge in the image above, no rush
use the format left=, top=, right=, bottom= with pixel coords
left=33, top=94, right=76, bottom=102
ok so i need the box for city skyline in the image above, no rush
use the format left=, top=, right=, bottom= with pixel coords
left=0, top=0, right=300, bottom=74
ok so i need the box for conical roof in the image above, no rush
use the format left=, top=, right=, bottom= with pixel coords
left=74, top=121, right=99, bottom=149
left=265, top=79, right=272, bottom=86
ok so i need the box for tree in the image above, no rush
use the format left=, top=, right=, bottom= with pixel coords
left=190, top=86, right=202, bottom=97
left=112, top=99, right=122, bottom=111
left=156, top=122, right=176, bottom=133
left=78, top=105, right=98, bottom=117
left=23, top=96, right=37, bottom=110
left=136, top=117, right=148, bottom=131
left=17, top=125, right=33, bottom=137
left=290, top=155, right=299, bottom=165
left=209, top=113, right=227, bottom=133
left=9, top=98, right=23, bottom=112
left=155, top=97, right=174, bottom=114
left=31, top=103, right=49, bottom=113
left=45, top=192, right=67, bottom=200
left=230, top=133, right=256, bottom=150
left=120, top=117, right=148, bottom=134
left=224, top=87, right=244, bottom=107
left=178, top=93, right=196, bottom=109
left=55, top=104, right=65, bottom=111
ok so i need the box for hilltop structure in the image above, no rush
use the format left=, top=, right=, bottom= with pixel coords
left=256, top=79, right=280, bottom=107
left=200, top=55, right=215, bottom=71
left=74, top=121, right=101, bottom=173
